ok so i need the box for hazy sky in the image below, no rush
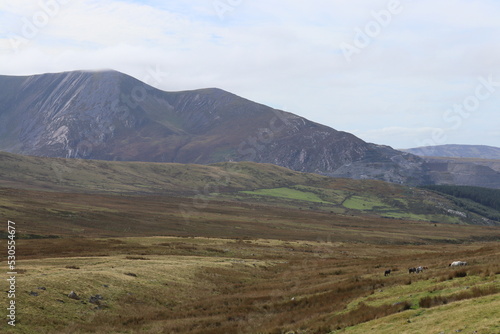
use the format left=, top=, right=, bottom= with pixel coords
left=1, top=0, right=499, bottom=149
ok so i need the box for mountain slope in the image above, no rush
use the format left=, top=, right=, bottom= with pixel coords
left=0, top=150, right=324, bottom=194
left=402, top=145, right=500, bottom=159
left=0, top=151, right=498, bottom=228
left=0, top=70, right=428, bottom=184
left=423, top=157, right=500, bottom=189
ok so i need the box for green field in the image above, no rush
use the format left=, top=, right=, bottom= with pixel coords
left=342, top=195, right=389, bottom=210
left=241, top=186, right=329, bottom=203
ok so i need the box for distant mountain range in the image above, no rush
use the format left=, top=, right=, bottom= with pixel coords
left=0, top=70, right=498, bottom=188
left=0, top=70, right=428, bottom=185
left=402, top=145, right=500, bottom=159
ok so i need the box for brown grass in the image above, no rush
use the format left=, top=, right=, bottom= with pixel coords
left=124, top=256, right=150, bottom=260
left=331, top=301, right=412, bottom=330
left=65, top=265, right=80, bottom=269
left=1, top=186, right=499, bottom=244
left=3, top=236, right=498, bottom=334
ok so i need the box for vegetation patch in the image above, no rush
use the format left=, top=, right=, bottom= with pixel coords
left=343, top=195, right=389, bottom=211
left=419, top=286, right=499, bottom=308
left=241, top=187, right=329, bottom=203
left=423, top=185, right=500, bottom=222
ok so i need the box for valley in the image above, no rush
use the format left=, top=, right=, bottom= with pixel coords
left=0, top=152, right=499, bottom=333
left=1, top=0, right=498, bottom=331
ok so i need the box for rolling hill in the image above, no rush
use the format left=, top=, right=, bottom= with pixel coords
left=1, top=151, right=499, bottom=241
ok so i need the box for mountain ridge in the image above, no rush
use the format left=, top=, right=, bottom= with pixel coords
left=402, top=144, right=500, bottom=160
left=0, top=70, right=430, bottom=185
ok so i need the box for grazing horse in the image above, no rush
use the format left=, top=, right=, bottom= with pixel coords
left=384, top=269, right=391, bottom=276
left=416, top=266, right=424, bottom=273
left=408, top=267, right=416, bottom=274
left=449, top=261, right=467, bottom=267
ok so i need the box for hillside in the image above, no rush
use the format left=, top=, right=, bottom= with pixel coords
left=399, top=146, right=500, bottom=189
left=0, top=70, right=428, bottom=185
left=0, top=151, right=323, bottom=195
left=2, top=236, right=498, bottom=334
left=1, top=151, right=499, bottom=243
left=423, top=185, right=500, bottom=221
left=403, top=145, right=500, bottom=159
left=422, top=157, right=500, bottom=189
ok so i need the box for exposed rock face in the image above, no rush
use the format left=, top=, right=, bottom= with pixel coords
left=424, top=157, right=500, bottom=189
left=0, top=70, right=430, bottom=184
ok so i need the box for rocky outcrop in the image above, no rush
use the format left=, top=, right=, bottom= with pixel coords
left=424, top=157, right=500, bottom=189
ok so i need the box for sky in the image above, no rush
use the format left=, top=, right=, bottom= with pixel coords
left=0, top=0, right=499, bottom=149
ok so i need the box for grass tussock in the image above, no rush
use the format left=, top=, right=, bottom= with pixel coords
left=332, top=301, right=412, bottom=329
left=125, top=256, right=150, bottom=260
left=419, top=286, right=499, bottom=308
left=65, top=265, right=80, bottom=269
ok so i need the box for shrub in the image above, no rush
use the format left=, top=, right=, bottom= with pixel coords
left=65, top=265, right=80, bottom=269
left=453, top=270, right=467, bottom=278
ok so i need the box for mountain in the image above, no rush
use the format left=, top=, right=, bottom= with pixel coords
left=422, top=157, right=500, bottom=189
left=400, top=145, right=500, bottom=189
left=402, top=145, right=500, bottom=159
left=0, top=70, right=428, bottom=185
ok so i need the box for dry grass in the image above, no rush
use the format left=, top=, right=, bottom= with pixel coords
left=1, top=237, right=498, bottom=334
left=338, top=294, right=500, bottom=334
left=2, top=186, right=499, bottom=245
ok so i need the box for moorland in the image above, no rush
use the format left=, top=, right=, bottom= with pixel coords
left=0, top=151, right=499, bottom=333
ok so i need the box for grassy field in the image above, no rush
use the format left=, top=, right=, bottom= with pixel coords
left=1, top=151, right=499, bottom=228
left=1, top=186, right=499, bottom=243
left=1, top=237, right=498, bottom=333
left=241, top=187, right=329, bottom=203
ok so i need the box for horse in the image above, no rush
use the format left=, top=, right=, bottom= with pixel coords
left=416, top=266, right=424, bottom=273
left=449, top=261, right=467, bottom=267
left=408, top=267, right=416, bottom=274
left=384, top=269, right=391, bottom=276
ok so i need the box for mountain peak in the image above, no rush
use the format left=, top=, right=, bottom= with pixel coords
left=0, top=70, right=429, bottom=184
